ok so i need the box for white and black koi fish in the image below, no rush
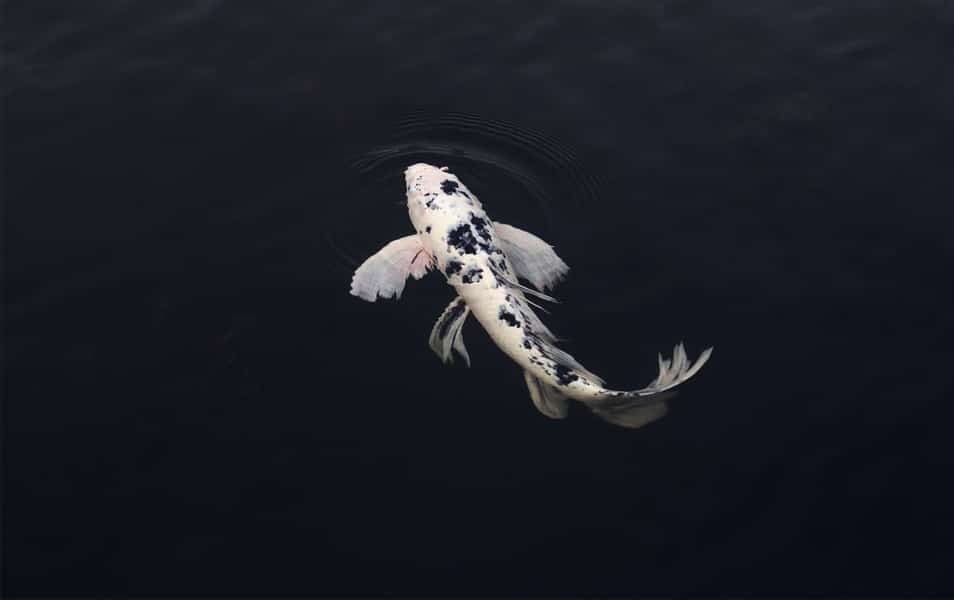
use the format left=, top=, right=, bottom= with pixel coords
left=350, top=163, right=712, bottom=428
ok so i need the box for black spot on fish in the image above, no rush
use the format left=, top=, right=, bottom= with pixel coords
left=522, top=339, right=533, bottom=350
left=441, top=180, right=459, bottom=194
left=466, top=213, right=497, bottom=253
left=425, top=226, right=432, bottom=233
left=498, top=307, right=521, bottom=328
left=469, top=214, right=491, bottom=239
left=447, top=223, right=479, bottom=254
left=461, top=267, right=483, bottom=284
left=445, top=260, right=463, bottom=277
left=554, top=364, right=579, bottom=386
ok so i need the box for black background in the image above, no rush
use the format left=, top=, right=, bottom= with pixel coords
left=5, top=1, right=954, bottom=596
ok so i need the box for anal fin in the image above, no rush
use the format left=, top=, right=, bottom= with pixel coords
left=524, top=371, right=569, bottom=419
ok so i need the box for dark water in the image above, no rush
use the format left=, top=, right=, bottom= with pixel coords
left=5, top=1, right=954, bottom=596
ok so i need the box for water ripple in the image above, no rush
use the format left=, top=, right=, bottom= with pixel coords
left=327, top=111, right=600, bottom=269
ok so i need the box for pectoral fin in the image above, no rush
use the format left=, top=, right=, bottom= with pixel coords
left=429, top=296, right=471, bottom=366
left=350, top=235, right=432, bottom=302
left=493, top=222, right=570, bottom=292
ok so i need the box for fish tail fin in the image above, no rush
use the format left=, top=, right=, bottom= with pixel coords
left=635, top=342, right=713, bottom=396
left=583, top=343, right=712, bottom=429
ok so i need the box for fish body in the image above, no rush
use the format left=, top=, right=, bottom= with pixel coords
left=351, top=163, right=712, bottom=427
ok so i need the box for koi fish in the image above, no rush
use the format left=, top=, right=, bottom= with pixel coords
left=350, top=163, right=712, bottom=428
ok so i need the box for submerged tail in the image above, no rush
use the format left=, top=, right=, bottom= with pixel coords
left=586, top=343, right=713, bottom=428
left=524, top=342, right=713, bottom=429
left=588, top=398, right=673, bottom=429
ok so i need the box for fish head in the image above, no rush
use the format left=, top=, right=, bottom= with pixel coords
left=404, top=162, right=451, bottom=227
left=404, top=163, right=450, bottom=196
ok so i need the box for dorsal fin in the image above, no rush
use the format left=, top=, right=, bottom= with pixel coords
left=487, top=262, right=559, bottom=304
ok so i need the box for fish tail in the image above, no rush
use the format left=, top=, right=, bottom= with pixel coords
left=582, top=343, right=713, bottom=429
